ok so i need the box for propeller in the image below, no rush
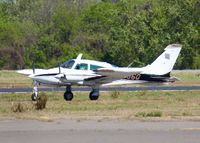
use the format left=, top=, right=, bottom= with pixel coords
left=55, top=64, right=66, bottom=80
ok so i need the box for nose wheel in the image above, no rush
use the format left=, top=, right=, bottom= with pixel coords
left=32, top=93, right=38, bottom=101
left=64, top=85, right=73, bottom=101
left=89, top=88, right=99, bottom=100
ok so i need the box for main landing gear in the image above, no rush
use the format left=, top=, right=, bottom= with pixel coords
left=63, top=86, right=100, bottom=101
left=89, top=88, right=99, bottom=100
left=64, top=85, right=73, bottom=101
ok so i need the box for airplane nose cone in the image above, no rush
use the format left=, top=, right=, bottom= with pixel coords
left=29, top=74, right=44, bottom=82
left=29, top=75, right=43, bottom=82
left=28, top=74, right=42, bottom=82
left=28, top=74, right=61, bottom=84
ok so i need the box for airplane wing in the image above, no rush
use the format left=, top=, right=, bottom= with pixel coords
left=16, top=69, right=48, bottom=76
left=84, top=67, right=143, bottom=84
left=95, top=67, right=142, bottom=80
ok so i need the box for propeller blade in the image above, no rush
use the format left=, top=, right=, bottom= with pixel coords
left=59, top=64, right=61, bottom=74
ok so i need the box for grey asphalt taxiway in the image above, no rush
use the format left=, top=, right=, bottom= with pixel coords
left=0, top=86, right=200, bottom=93
left=0, top=120, right=200, bottom=143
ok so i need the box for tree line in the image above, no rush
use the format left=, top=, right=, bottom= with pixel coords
left=0, top=0, right=199, bottom=69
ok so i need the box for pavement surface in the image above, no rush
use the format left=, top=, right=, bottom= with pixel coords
left=0, top=119, right=200, bottom=143
left=0, top=86, right=200, bottom=93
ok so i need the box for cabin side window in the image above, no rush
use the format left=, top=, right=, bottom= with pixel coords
left=90, top=64, right=103, bottom=70
left=75, top=63, right=88, bottom=70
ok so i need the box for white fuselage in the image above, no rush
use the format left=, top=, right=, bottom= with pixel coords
left=27, top=59, right=117, bottom=86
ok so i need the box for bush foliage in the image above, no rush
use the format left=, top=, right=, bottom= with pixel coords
left=0, top=0, right=199, bottom=69
left=11, top=102, right=25, bottom=113
left=35, top=92, right=48, bottom=110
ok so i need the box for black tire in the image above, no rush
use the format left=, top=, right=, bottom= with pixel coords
left=89, top=91, right=99, bottom=100
left=31, top=93, right=37, bottom=101
left=64, top=92, right=73, bottom=101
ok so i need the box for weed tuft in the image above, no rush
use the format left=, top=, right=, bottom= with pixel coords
left=136, top=91, right=147, bottom=97
left=11, top=102, right=25, bottom=113
left=35, top=92, right=48, bottom=110
left=135, top=111, right=162, bottom=117
left=182, top=112, right=192, bottom=116
left=110, top=91, right=120, bottom=99
left=164, top=92, right=173, bottom=96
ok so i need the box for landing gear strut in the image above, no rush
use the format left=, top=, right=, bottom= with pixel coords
left=89, top=88, right=99, bottom=100
left=32, top=81, right=38, bottom=101
left=64, top=85, right=73, bottom=101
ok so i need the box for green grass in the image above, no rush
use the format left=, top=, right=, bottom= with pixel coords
left=0, top=91, right=200, bottom=120
left=172, top=71, right=200, bottom=82
left=135, top=111, right=162, bottom=117
left=0, top=70, right=199, bottom=120
left=169, top=71, right=200, bottom=86
left=0, top=70, right=32, bottom=88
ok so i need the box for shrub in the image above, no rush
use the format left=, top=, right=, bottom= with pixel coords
left=135, top=111, right=162, bottom=117
left=138, top=91, right=147, bottom=96
left=35, top=92, right=48, bottom=110
left=146, top=111, right=162, bottom=117
left=11, top=102, right=24, bottom=113
left=110, top=91, right=120, bottom=99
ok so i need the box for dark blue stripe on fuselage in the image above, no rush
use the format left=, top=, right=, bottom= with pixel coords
left=36, top=73, right=59, bottom=76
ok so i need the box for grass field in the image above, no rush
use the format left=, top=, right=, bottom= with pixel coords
left=0, top=70, right=199, bottom=121
left=0, top=70, right=32, bottom=88
left=172, top=70, right=200, bottom=86
left=0, top=91, right=200, bottom=121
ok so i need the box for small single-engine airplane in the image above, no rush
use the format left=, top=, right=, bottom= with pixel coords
left=17, top=44, right=181, bottom=101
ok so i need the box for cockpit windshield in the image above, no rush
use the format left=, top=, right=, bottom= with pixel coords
left=60, top=60, right=75, bottom=69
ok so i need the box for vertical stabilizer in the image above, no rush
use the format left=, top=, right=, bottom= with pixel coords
left=143, top=44, right=182, bottom=75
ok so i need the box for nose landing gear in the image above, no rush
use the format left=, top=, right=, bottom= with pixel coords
left=32, top=81, right=38, bottom=101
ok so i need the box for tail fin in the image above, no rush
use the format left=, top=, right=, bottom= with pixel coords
left=143, top=44, right=182, bottom=75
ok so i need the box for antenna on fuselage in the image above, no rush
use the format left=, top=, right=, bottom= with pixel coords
left=127, top=62, right=134, bottom=68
